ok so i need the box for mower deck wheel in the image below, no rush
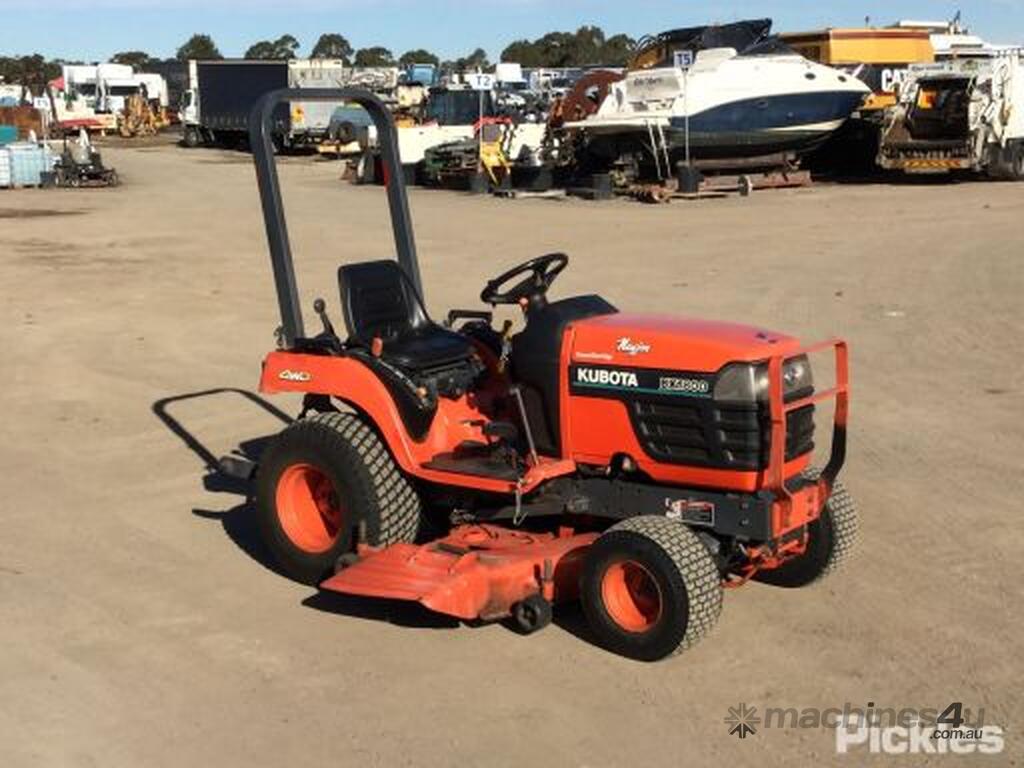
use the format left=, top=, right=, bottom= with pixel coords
left=256, top=411, right=421, bottom=585
left=512, top=594, right=553, bottom=634
left=755, top=468, right=859, bottom=588
left=581, top=516, right=723, bottom=661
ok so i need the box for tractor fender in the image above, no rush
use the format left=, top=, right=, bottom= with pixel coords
left=259, top=351, right=428, bottom=474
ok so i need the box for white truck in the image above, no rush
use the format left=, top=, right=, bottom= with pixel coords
left=61, top=63, right=140, bottom=112
left=355, top=86, right=547, bottom=182
left=879, top=50, right=1024, bottom=178
left=55, top=64, right=167, bottom=129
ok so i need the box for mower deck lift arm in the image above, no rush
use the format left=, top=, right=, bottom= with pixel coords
left=249, top=88, right=423, bottom=349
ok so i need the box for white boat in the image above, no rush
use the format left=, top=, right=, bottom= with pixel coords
left=891, top=18, right=1017, bottom=60
left=568, top=39, right=869, bottom=166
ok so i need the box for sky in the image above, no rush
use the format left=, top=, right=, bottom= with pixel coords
left=1, top=0, right=1022, bottom=62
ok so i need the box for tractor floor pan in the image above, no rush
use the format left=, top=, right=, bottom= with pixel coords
left=320, top=525, right=598, bottom=621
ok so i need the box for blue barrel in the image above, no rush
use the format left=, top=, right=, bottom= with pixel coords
left=0, top=125, right=17, bottom=145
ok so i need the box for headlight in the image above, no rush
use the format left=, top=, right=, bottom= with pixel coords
left=713, top=363, right=769, bottom=403
left=713, top=355, right=813, bottom=403
left=782, top=354, right=813, bottom=395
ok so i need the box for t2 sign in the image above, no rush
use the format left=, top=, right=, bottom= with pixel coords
left=465, top=73, right=495, bottom=91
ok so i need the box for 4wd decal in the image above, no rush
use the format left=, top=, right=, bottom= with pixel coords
left=278, top=369, right=312, bottom=382
left=570, top=364, right=714, bottom=398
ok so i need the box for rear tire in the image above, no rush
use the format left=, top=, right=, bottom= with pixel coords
left=1010, top=145, right=1024, bottom=181
left=255, top=412, right=421, bottom=584
left=987, top=143, right=1024, bottom=181
left=755, top=471, right=858, bottom=588
left=581, top=516, right=722, bottom=661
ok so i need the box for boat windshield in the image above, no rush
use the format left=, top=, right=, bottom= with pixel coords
left=634, top=18, right=774, bottom=67
left=738, top=36, right=798, bottom=57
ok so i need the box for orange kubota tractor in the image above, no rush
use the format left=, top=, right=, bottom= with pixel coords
left=240, top=88, right=857, bottom=661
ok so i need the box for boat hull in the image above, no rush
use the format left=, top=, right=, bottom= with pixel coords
left=582, top=90, right=867, bottom=162
left=670, top=90, right=866, bottom=156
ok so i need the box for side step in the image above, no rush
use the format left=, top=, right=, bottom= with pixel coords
left=421, top=453, right=520, bottom=481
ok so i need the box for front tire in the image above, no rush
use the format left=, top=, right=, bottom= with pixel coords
left=581, top=517, right=723, bottom=661
left=755, top=473, right=858, bottom=588
left=255, top=412, right=421, bottom=584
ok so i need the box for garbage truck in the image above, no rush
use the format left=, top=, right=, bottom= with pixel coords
left=878, top=50, right=1024, bottom=178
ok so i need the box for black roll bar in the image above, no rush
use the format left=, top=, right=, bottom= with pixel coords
left=249, top=88, right=422, bottom=349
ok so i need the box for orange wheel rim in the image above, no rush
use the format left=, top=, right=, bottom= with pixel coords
left=275, top=463, right=343, bottom=553
left=600, top=559, right=663, bottom=633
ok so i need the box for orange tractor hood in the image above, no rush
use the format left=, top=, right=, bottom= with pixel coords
left=569, top=313, right=803, bottom=372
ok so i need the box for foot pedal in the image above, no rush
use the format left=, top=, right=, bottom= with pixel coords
left=482, top=421, right=518, bottom=441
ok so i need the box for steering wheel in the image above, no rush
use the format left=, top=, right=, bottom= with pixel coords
left=480, top=253, right=569, bottom=307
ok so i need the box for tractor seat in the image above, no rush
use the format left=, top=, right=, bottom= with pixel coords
left=338, top=260, right=474, bottom=373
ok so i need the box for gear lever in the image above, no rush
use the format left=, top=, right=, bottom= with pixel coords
left=313, top=297, right=336, bottom=337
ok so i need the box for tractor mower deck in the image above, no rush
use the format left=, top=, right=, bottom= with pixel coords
left=322, top=525, right=598, bottom=625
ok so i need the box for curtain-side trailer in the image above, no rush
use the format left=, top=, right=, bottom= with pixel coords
left=181, top=59, right=346, bottom=149
left=181, top=60, right=289, bottom=148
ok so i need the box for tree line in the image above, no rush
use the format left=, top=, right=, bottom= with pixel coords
left=0, top=26, right=638, bottom=93
left=0, top=55, right=62, bottom=94
left=170, top=27, right=633, bottom=67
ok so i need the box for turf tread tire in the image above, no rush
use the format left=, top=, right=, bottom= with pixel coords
left=755, top=468, right=858, bottom=588
left=581, top=516, right=723, bottom=661
left=256, top=411, right=420, bottom=584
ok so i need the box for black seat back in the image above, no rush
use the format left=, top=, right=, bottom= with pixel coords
left=339, top=260, right=429, bottom=346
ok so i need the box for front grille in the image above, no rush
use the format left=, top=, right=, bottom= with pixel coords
left=631, top=398, right=815, bottom=471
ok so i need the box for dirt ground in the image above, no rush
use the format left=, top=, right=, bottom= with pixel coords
left=1, top=139, right=1021, bottom=767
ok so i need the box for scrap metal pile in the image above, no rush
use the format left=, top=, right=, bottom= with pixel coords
left=4, top=15, right=1020, bottom=196
left=341, top=17, right=1024, bottom=198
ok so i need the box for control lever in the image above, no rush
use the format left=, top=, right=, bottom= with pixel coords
left=510, top=386, right=539, bottom=468
left=313, top=297, right=336, bottom=337
left=497, top=319, right=514, bottom=373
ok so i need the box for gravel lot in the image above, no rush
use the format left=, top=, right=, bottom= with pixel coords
left=1, top=138, right=1021, bottom=766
